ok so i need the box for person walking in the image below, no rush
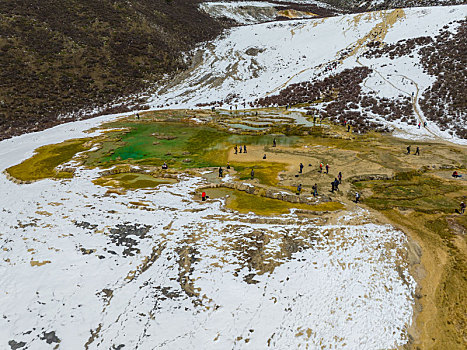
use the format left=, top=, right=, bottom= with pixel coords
left=312, top=183, right=318, bottom=197
left=414, top=147, right=420, bottom=155
left=325, top=164, right=329, bottom=174
left=347, top=124, right=351, bottom=132
left=331, top=181, right=335, bottom=193
left=418, top=122, right=421, bottom=129
left=202, top=191, right=206, bottom=201
left=355, top=192, right=360, bottom=203
left=250, top=168, right=255, bottom=179
left=407, top=145, right=411, bottom=154
left=338, top=171, right=342, bottom=183
left=244, top=145, right=247, bottom=153
left=334, top=178, right=339, bottom=191
left=218, top=167, right=223, bottom=178
left=296, top=184, right=302, bottom=195
left=460, top=202, right=466, bottom=214
left=299, top=163, right=304, bottom=174
left=234, top=145, right=238, bottom=154
left=273, top=138, right=276, bottom=147
left=227, top=162, right=231, bottom=169
left=319, top=163, right=323, bottom=173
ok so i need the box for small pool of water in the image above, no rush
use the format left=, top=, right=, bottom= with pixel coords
left=93, top=173, right=177, bottom=190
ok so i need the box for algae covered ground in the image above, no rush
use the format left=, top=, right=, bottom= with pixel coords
left=2, top=108, right=467, bottom=349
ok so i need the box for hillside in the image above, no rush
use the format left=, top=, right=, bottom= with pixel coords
left=319, top=0, right=466, bottom=11
left=0, top=3, right=466, bottom=349
left=0, top=0, right=233, bottom=140
left=149, top=5, right=467, bottom=143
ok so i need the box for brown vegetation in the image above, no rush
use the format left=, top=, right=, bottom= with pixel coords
left=253, top=67, right=415, bottom=134
left=363, top=20, right=466, bottom=139
left=0, top=0, right=233, bottom=140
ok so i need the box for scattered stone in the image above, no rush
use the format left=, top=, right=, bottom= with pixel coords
left=74, top=221, right=98, bottom=230
left=108, top=224, right=151, bottom=257
left=8, top=340, right=26, bottom=350
left=41, top=331, right=60, bottom=344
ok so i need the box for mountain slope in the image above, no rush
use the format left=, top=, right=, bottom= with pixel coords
left=0, top=0, right=232, bottom=140
left=148, top=5, right=467, bottom=143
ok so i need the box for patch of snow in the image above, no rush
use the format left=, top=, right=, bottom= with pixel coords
left=149, top=5, right=467, bottom=144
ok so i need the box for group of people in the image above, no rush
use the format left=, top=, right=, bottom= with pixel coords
left=319, top=163, right=330, bottom=174
left=331, top=173, right=342, bottom=193
left=234, top=145, right=247, bottom=154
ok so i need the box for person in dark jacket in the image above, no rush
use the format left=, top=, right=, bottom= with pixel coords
left=296, top=184, right=302, bottom=195
left=312, top=184, right=318, bottom=197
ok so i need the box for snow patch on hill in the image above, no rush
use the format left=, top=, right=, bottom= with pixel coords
left=150, top=5, right=467, bottom=144
left=199, top=2, right=279, bottom=24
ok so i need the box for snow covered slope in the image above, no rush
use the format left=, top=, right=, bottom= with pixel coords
left=149, top=5, right=467, bottom=143
left=0, top=119, right=416, bottom=349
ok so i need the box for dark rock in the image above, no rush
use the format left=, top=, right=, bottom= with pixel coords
left=8, top=340, right=26, bottom=350
left=41, top=331, right=60, bottom=344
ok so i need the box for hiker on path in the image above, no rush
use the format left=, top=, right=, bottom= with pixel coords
left=319, top=163, right=323, bottom=173
left=312, top=184, right=318, bottom=197
left=273, top=138, right=276, bottom=147
left=407, top=146, right=411, bottom=154
left=162, top=162, right=168, bottom=170
left=244, top=145, right=247, bottom=153
left=250, top=168, right=255, bottom=179
left=325, top=164, right=329, bottom=174
left=296, top=184, right=302, bottom=195
left=202, top=192, right=206, bottom=201
left=460, top=202, right=466, bottom=214
left=347, top=124, right=351, bottom=132
left=414, top=147, right=420, bottom=155
left=424, top=121, right=427, bottom=127
left=299, top=163, right=304, bottom=174
left=227, top=162, right=231, bottom=169
left=239, top=147, right=242, bottom=154
left=338, top=172, right=342, bottom=183
left=334, top=178, right=339, bottom=191
left=355, top=192, right=360, bottom=203
left=418, top=122, right=421, bottom=129
left=136, top=113, right=140, bottom=120
left=234, top=145, right=238, bottom=154
left=218, top=167, right=223, bottom=177
left=331, top=181, right=335, bottom=193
